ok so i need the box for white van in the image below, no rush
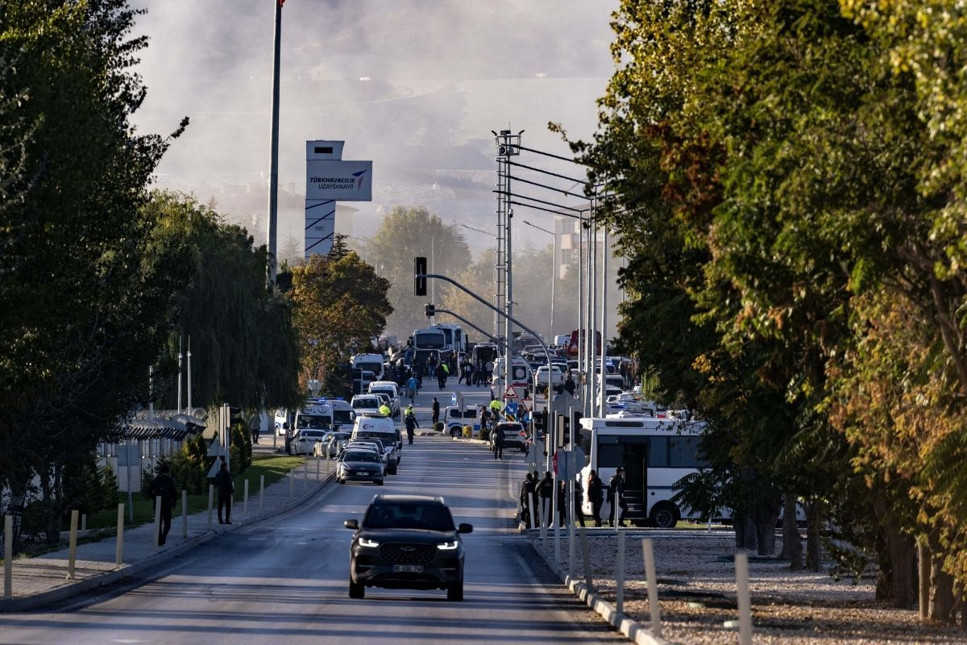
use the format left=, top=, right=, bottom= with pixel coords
left=368, top=380, right=401, bottom=418
left=351, top=414, right=400, bottom=471
left=492, top=356, right=532, bottom=398
left=351, top=353, right=385, bottom=381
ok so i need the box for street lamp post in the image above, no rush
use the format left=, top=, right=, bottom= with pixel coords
left=266, top=0, right=283, bottom=285
left=521, top=219, right=557, bottom=338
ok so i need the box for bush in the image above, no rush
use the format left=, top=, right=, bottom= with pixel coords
left=170, top=434, right=208, bottom=495
left=479, top=427, right=490, bottom=442
left=434, top=422, right=444, bottom=432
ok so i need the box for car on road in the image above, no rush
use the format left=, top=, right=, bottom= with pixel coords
left=351, top=394, right=383, bottom=415
left=314, top=430, right=352, bottom=458
left=336, top=448, right=385, bottom=486
left=534, top=364, right=566, bottom=394
left=288, top=429, right=327, bottom=455
left=345, top=439, right=395, bottom=475
left=344, top=494, right=473, bottom=601
left=368, top=381, right=402, bottom=418
left=492, top=422, right=528, bottom=452
left=352, top=413, right=401, bottom=467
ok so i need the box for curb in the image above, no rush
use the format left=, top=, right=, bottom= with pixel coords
left=0, top=471, right=334, bottom=613
left=532, top=541, right=669, bottom=645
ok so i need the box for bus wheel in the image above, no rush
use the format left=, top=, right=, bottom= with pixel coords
left=650, top=503, right=678, bottom=529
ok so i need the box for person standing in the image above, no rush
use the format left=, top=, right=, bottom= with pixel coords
left=573, top=477, right=587, bottom=526
left=492, top=425, right=504, bottom=461
left=587, top=470, right=604, bottom=527
left=608, top=467, right=628, bottom=527
left=519, top=473, right=537, bottom=527
left=214, top=461, right=235, bottom=525
left=538, top=471, right=554, bottom=527
left=404, top=406, right=419, bottom=444
left=147, top=463, right=178, bottom=546
left=431, top=397, right=440, bottom=426
left=405, top=374, right=419, bottom=402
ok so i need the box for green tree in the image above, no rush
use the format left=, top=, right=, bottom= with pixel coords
left=0, top=0, right=191, bottom=543
left=290, top=250, right=392, bottom=396
left=364, top=206, right=471, bottom=341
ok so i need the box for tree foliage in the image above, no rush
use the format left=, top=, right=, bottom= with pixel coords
left=289, top=250, right=393, bottom=394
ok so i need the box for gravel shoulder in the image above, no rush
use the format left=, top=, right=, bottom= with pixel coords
left=535, top=529, right=965, bottom=645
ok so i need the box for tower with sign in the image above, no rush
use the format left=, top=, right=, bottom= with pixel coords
left=304, top=141, right=373, bottom=257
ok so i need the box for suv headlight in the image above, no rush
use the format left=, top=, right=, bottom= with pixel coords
left=437, top=540, right=459, bottom=551
left=359, top=537, right=380, bottom=548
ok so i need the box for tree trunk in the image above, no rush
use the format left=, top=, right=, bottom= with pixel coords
left=780, top=494, right=803, bottom=570
left=930, top=554, right=957, bottom=623
left=804, top=499, right=824, bottom=572
left=919, top=537, right=930, bottom=618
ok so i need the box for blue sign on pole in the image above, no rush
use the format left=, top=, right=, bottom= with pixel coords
left=504, top=401, right=519, bottom=417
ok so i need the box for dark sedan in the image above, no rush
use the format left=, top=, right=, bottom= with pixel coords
left=336, top=449, right=384, bottom=485
left=344, top=494, right=473, bottom=601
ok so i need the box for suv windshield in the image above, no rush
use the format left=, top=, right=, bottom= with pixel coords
left=343, top=451, right=379, bottom=463
left=363, top=503, right=455, bottom=531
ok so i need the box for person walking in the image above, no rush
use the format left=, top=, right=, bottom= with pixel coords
left=608, top=467, right=629, bottom=527
left=587, top=470, right=604, bottom=527
left=538, top=471, right=554, bottom=527
left=519, top=473, right=537, bottom=528
left=147, top=463, right=178, bottom=546
left=492, top=424, right=504, bottom=461
left=405, top=374, right=419, bottom=403
left=214, top=461, right=235, bottom=525
left=431, top=397, right=440, bottom=427
left=573, top=477, right=587, bottom=526
left=404, top=406, right=419, bottom=444
left=557, top=480, right=568, bottom=527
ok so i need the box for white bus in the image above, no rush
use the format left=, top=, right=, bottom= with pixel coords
left=350, top=353, right=385, bottom=381
left=412, top=326, right=447, bottom=351
left=577, top=416, right=709, bottom=528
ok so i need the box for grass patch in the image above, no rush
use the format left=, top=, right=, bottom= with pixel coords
left=84, top=454, right=308, bottom=531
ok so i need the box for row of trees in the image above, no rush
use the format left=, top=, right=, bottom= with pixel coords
left=0, top=0, right=403, bottom=548
left=576, top=0, right=967, bottom=622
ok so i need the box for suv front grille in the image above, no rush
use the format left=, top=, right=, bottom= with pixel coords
left=380, top=543, right=437, bottom=565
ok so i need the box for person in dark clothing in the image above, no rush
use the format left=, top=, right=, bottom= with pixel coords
left=404, top=407, right=419, bottom=444
left=519, top=473, right=537, bottom=527
left=147, top=463, right=178, bottom=546
left=557, top=480, right=568, bottom=527
left=608, top=467, right=628, bottom=527
left=538, top=471, right=554, bottom=527
left=492, top=425, right=504, bottom=461
left=587, top=470, right=604, bottom=527
left=431, top=397, right=440, bottom=426
left=214, top=461, right=235, bottom=525
left=436, top=363, right=447, bottom=389
left=573, top=477, right=586, bottom=526
left=564, top=372, right=576, bottom=396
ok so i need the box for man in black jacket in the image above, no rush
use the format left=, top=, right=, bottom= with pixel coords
left=608, top=467, right=628, bottom=527
left=147, top=463, right=178, bottom=546
left=214, top=461, right=235, bottom=525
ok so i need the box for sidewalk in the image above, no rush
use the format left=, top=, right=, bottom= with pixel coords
left=0, top=447, right=332, bottom=613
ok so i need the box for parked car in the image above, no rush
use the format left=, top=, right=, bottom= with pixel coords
left=351, top=394, right=383, bottom=415
left=344, top=494, right=472, bottom=601
left=288, top=429, right=327, bottom=455
left=368, top=380, right=402, bottom=418
left=492, top=422, right=528, bottom=452
left=344, top=439, right=393, bottom=475
left=315, top=430, right=351, bottom=458
left=336, top=448, right=384, bottom=486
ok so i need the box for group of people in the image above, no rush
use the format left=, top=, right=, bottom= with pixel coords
left=517, top=467, right=629, bottom=528
left=147, top=457, right=236, bottom=546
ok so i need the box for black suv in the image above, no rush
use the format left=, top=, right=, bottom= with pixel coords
left=344, top=494, right=473, bottom=601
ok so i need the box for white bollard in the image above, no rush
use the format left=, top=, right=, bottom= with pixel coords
left=735, top=552, right=753, bottom=645
left=67, top=510, right=79, bottom=580
left=181, top=490, right=188, bottom=538
left=304, top=459, right=308, bottom=491
left=578, top=522, right=594, bottom=593
left=243, top=479, right=249, bottom=518
left=259, top=475, right=265, bottom=515
left=642, top=538, right=662, bottom=637
left=116, top=504, right=124, bottom=566
left=616, top=530, right=626, bottom=615
left=4, top=514, right=13, bottom=598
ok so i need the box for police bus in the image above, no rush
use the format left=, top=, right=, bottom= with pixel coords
left=577, top=415, right=710, bottom=528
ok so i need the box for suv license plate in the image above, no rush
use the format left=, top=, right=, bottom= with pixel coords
left=393, top=564, right=423, bottom=573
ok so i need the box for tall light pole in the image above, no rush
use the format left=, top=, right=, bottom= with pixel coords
left=266, top=0, right=284, bottom=285
left=521, top=219, right=557, bottom=337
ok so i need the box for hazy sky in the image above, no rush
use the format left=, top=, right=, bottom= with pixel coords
left=129, top=0, right=618, bottom=250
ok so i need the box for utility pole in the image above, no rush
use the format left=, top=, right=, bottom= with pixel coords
left=494, top=129, right=522, bottom=395
left=266, top=0, right=284, bottom=285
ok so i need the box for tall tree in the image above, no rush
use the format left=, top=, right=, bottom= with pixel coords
left=364, top=205, right=471, bottom=341
left=0, top=0, right=189, bottom=541
left=289, top=250, right=392, bottom=396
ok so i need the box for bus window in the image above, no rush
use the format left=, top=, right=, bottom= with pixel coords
left=599, top=443, right=623, bottom=468
left=648, top=437, right=668, bottom=467
left=669, top=436, right=705, bottom=468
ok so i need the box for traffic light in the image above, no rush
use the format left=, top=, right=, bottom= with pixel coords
left=424, top=303, right=436, bottom=317
left=414, top=257, right=427, bottom=296
left=533, top=408, right=547, bottom=438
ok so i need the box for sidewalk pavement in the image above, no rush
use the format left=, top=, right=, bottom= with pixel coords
left=0, top=446, right=332, bottom=613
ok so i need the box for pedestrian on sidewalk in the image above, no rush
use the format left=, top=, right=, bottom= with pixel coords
left=147, top=463, right=178, bottom=546
left=519, top=472, right=537, bottom=527
left=538, top=471, right=554, bottom=527
left=215, top=461, right=234, bottom=525
left=431, top=397, right=440, bottom=426
left=587, top=470, right=604, bottom=527
left=404, top=406, right=419, bottom=444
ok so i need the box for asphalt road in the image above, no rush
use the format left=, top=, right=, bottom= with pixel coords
left=0, top=382, right=624, bottom=645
